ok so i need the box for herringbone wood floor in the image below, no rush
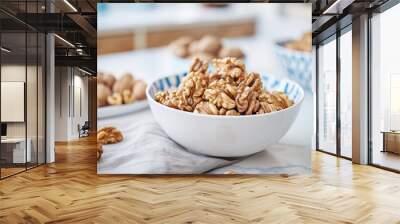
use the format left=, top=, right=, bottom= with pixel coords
left=1, top=136, right=400, bottom=224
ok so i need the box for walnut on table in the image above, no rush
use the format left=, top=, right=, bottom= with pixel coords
left=170, top=35, right=246, bottom=60
left=107, top=92, right=123, bottom=105
left=132, top=80, right=147, bottom=101
left=113, top=73, right=135, bottom=94
left=219, top=47, right=245, bottom=59
left=97, top=83, right=112, bottom=107
left=169, top=36, right=194, bottom=58
left=97, top=144, right=103, bottom=161
left=97, top=72, right=148, bottom=107
left=97, top=127, right=123, bottom=145
left=122, top=90, right=135, bottom=104
left=98, top=73, right=116, bottom=89
left=196, top=35, right=222, bottom=57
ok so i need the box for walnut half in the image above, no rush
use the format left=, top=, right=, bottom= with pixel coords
left=97, top=127, right=123, bottom=145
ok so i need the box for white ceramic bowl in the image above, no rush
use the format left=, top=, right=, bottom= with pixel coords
left=147, top=73, right=304, bottom=157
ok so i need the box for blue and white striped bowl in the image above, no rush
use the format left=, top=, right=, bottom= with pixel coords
left=148, top=72, right=303, bottom=104
left=275, top=43, right=312, bottom=92
left=146, top=73, right=304, bottom=157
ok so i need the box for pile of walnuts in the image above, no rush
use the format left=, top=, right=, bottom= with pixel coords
left=284, top=32, right=312, bottom=52
left=155, top=57, right=294, bottom=116
left=97, top=73, right=147, bottom=107
left=169, top=35, right=244, bottom=62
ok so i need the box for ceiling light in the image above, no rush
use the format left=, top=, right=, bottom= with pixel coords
left=323, top=0, right=354, bottom=15
left=54, top=34, right=75, bottom=48
left=1, top=47, right=11, bottom=53
left=78, top=67, right=92, bottom=76
left=63, top=0, right=78, bottom=12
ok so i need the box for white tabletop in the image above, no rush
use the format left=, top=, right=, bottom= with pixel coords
left=1, top=138, right=27, bottom=143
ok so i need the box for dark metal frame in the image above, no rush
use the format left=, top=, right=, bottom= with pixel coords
left=315, top=22, right=352, bottom=161
left=0, top=0, right=47, bottom=180
left=367, top=1, right=400, bottom=173
left=0, top=20, right=2, bottom=179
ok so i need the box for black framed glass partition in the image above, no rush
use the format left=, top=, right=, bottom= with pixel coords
left=0, top=30, right=28, bottom=177
left=0, top=1, right=46, bottom=179
left=317, top=35, right=337, bottom=155
left=369, top=2, right=400, bottom=172
left=316, top=25, right=353, bottom=159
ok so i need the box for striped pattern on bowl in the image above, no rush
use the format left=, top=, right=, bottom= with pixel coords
left=148, top=73, right=303, bottom=104
left=275, top=44, right=312, bottom=91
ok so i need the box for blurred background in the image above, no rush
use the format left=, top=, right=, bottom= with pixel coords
left=97, top=3, right=311, bottom=79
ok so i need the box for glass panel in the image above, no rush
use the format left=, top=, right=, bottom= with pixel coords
left=371, top=4, right=400, bottom=171
left=26, top=0, right=39, bottom=169
left=27, top=30, right=38, bottom=169
left=312, top=46, right=317, bottom=151
left=318, top=37, right=337, bottom=154
left=0, top=1, right=46, bottom=178
left=38, top=33, right=45, bottom=165
left=340, top=30, right=352, bottom=158
left=1, top=30, right=27, bottom=177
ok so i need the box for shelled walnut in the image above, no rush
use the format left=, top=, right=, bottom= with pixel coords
left=169, top=36, right=193, bottom=58
left=196, top=35, right=222, bottom=56
left=97, top=127, right=123, bottom=145
left=98, top=73, right=116, bottom=89
left=155, top=57, right=294, bottom=116
left=97, top=83, right=112, bottom=107
left=284, top=32, right=312, bottom=52
left=122, top=90, right=135, bottom=104
left=107, top=92, right=123, bottom=105
left=219, top=47, right=244, bottom=59
left=132, top=80, right=147, bottom=100
left=97, top=72, right=147, bottom=107
left=97, top=144, right=103, bottom=161
left=113, top=73, right=135, bottom=94
left=169, top=35, right=245, bottom=60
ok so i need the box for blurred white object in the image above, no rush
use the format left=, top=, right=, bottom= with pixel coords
left=98, top=100, right=148, bottom=119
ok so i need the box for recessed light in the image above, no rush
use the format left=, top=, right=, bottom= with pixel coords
left=1, top=47, right=11, bottom=53
left=63, top=0, right=78, bottom=12
left=54, top=34, right=75, bottom=48
left=78, top=67, right=92, bottom=76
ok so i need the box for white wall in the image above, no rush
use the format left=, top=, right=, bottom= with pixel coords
left=55, top=67, right=69, bottom=141
left=54, top=67, right=89, bottom=141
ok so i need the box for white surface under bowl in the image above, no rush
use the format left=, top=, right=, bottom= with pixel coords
left=98, top=100, right=148, bottom=119
left=147, top=73, right=304, bottom=157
